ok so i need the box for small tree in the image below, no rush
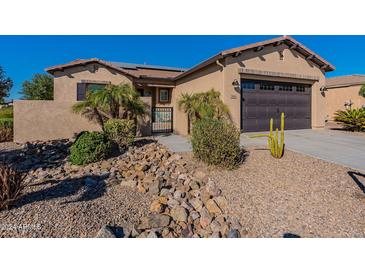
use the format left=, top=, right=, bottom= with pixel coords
left=21, top=74, right=54, bottom=100
left=178, top=89, right=231, bottom=133
left=72, top=83, right=146, bottom=130
left=359, top=84, right=365, bottom=99
left=0, top=66, right=13, bottom=104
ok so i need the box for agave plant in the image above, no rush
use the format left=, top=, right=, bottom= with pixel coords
left=334, top=108, right=365, bottom=131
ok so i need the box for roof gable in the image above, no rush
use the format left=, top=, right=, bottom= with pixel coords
left=175, top=36, right=335, bottom=80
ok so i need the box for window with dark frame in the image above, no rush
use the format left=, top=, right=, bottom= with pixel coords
left=159, top=88, right=170, bottom=103
left=296, top=85, right=306, bottom=92
left=76, top=82, right=107, bottom=101
left=242, top=81, right=256, bottom=90
left=278, top=85, right=293, bottom=91
left=259, top=83, right=275, bottom=91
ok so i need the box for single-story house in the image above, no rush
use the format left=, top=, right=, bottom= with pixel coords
left=14, top=35, right=335, bottom=143
left=324, top=75, right=365, bottom=121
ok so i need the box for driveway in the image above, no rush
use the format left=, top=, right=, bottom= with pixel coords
left=156, top=129, right=365, bottom=172
left=242, top=129, right=365, bottom=172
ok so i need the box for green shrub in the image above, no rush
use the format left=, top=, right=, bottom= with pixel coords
left=191, top=118, right=241, bottom=169
left=70, top=131, right=111, bottom=165
left=104, top=119, right=135, bottom=150
left=334, top=108, right=365, bottom=131
left=0, top=106, right=13, bottom=119
left=0, top=118, right=13, bottom=128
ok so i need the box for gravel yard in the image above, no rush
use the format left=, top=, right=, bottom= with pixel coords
left=183, top=149, right=365, bottom=237
left=0, top=141, right=152, bottom=238
left=0, top=183, right=151, bottom=237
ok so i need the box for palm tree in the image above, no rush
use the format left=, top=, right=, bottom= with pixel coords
left=72, top=83, right=146, bottom=130
left=178, top=89, right=231, bottom=133
left=359, top=84, right=365, bottom=99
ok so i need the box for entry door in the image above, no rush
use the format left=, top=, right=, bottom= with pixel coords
left=241, top=79, right=311, bottom=132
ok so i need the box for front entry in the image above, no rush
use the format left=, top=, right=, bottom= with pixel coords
left=152, top=107, right=173, bottom=134
left=241, top=79, right=312, bottom=132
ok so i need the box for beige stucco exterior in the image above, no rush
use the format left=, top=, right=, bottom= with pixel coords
left=14, top=37, right=333, bottom=142
left=14, top=63, right=151, bottom=143
left=172, top=43, right=326, bottom=135
left=324, top=85, right=365, bottom=120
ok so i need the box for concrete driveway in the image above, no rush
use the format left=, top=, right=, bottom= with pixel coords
left=241, top=129, right=365, bottom=172
left=156, top=129, right=365, bottom=172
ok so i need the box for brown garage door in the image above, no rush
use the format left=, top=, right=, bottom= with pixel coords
left=241, top=79, right=311, bottom=132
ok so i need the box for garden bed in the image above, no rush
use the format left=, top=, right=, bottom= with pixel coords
left=183, top=148, right=365, bottom=237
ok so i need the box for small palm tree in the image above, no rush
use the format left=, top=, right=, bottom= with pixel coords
left=178, top=89, right=231, bottom=133
left=73, top=83, right=146, bottom=130
left=359, top=84, right=365, bottom=99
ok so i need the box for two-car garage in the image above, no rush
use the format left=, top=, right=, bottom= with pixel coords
left=240, top=79, right=312, bottom=132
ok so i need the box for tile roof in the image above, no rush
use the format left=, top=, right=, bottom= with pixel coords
left=325, top=75, right=365, bottom=88
left=45, top=58, right=186, bottom=80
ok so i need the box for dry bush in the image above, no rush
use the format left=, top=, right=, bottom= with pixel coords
left=0, top=164, right=26, bottom=210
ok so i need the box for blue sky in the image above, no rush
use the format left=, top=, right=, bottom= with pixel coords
left=1, top=35, right=364, bottom=100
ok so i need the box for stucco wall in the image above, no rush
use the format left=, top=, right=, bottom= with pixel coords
left=14, top=100, right=101, bottom=143
left=223, top=44, right=326, bottom=130
left=14, top=63, right=152, bottom=143
left=324, top=85, right=365, bottom=120
left=173, top=63, right=223, bottom=135
left=53, top=63, right=133, bottom=102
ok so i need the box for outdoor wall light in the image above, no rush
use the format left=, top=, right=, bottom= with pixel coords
left=232, top=79, right=240, bottom=88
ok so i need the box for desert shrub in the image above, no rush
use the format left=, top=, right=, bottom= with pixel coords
left=0, top=106, right=13, bottom=119
left=104, top=119, right=135, bottom=150
left=0, top=164, right=26, bottom=210
left=334, top=108, right=365, bottom=131
left=191, top=118, right=241, bottom=169
left=0, top=118, right=13, bottom=142
left=70, top=131, right=111, bottom=165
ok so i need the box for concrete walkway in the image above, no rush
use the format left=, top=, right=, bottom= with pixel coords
left=154, top=134, right=192, bottom=153
left=155, top=129, right=365, bottom=172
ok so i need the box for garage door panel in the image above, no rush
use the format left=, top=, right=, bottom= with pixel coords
left=241, top=79, right=311, bottom=132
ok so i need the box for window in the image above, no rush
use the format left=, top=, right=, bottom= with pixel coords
left=159, top=89, right=170, bottom=103
left=137, top=88, right=152, bottom=97
left=260, top=83, right=275, bottom=91
left=295, top=86, right=305, bottom=92
left=77, top=82, right=106, bottom=101
left=278, top=85, right=293, bottom=91
left=242, top=81, right=256, bottom=90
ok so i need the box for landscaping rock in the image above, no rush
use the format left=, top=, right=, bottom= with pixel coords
left=96, top=226, right=116, bottom=238
left=170, top=206, right=188, bottom=223
left=206, top=199, right=222, bottom=215
left=228, top=229, right=240, bottom=238
left=138, top=214, right=171, bottom=229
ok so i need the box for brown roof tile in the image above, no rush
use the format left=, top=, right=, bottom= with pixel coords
left=325, top=75, right=365, bottom=88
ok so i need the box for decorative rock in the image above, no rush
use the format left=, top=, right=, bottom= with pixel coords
left=96, top=226, right=116, bottom=238
left=213, top=196, right=229, bottom=212
left=206, top=199, right=222, bottom=215
left=150, top=200, right=163, bottom=213
left=138, top=214, right=171, bottom=229
left=170, top=206, right=188, bottom=223
left=205, top=179, right=221, bottom=197
left=189, top=198, right=203, bottom=212
left=148, top=180, right=162, bottom=195
left=147, top=230, right=158, bottom=238
left=199, top=207, right=212, bottom=228
left=120, top=180, right=137, bottom=188
left=228, top=229, right=240, bottom=238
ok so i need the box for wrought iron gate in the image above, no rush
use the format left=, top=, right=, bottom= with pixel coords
left=152, top=107, right=173, bottom=134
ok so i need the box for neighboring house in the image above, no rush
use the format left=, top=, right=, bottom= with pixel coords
left=324, top=75, right=365, bottom=121
left=14, top=35, right=335, bottom=143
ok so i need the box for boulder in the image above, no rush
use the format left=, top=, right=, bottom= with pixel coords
left=170, top=206, right=188, bottom=223
left=206, top=199, right=222, bottom=215
left=228, top=229, right=240, bottom=238
left=138, top=214, right=171, bottom=230
left=96, top=226, right=116, bottom=238
left=199, top=207, right=212, bottom=228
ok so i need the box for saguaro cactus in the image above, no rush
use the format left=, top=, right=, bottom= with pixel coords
left=251, top=112, right=285, bottom=158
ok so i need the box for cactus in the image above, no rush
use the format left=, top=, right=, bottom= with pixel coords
left=250, top=112, right=285, bottom=158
